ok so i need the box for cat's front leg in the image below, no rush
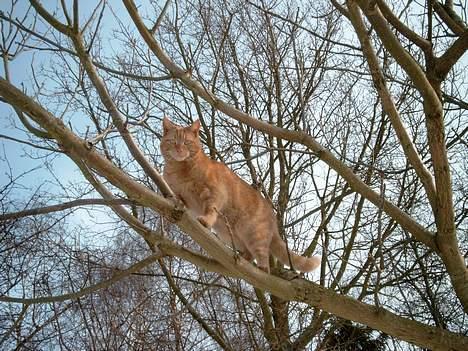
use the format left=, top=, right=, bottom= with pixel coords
left=197, top=188, right=220, bottom=229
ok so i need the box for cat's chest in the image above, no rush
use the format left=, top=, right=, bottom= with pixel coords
left=164, top=170, right=206, bottom=207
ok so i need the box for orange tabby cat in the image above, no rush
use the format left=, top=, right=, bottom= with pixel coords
left=161, top=117, right=321, bottom=273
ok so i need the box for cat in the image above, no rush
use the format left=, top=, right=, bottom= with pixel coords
left=161, top=117, right=321, bottom=273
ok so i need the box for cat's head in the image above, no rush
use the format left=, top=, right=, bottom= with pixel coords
left=161, top=117, right=202, bottom=161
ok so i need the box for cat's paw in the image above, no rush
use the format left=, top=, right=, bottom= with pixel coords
left=282, top=270, right=302, bottom=281
left=197, top=216, right=211, bottom=228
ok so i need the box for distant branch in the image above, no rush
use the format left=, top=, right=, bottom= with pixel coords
left=0, top=12, right=173, bottom=82
left=0, top=133, right=59, bottom=152
left=246, top=0, right=361, bottom=51
left=150, top=0, right=171, bottom=34
left=0, top=253, right=163, bottom=304
left=0, top=198, right=133, bottom=221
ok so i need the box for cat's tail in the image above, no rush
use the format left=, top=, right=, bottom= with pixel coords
left=271, top=233, right=321, bottom=272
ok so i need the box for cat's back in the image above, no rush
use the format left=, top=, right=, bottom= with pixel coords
left=212, top=160, right=272, bottom=212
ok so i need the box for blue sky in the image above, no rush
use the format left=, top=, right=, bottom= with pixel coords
left=0, top=1, right=141, bottom=236
left=0, top=1, right=78, bottom=194
left=0, top=0, right=145, bottom=197
left=0, top=0, right=172, bottom=247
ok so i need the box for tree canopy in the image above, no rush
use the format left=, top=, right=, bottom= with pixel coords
left=0, top=0, right=467, bottom=350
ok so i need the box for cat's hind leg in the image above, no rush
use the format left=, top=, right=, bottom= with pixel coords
left=253, top=249, right=270, bottom=273
left=240, top=250, right=253, bottom=262
left=243, top=233, right=271, bottom=274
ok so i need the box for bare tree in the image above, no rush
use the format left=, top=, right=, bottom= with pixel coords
left=0, top=0, right=467, bottom=350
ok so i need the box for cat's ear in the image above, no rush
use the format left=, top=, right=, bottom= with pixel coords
left=190, top=119, right=201, bottom=134
left=162, top=116, right=175, bottom=134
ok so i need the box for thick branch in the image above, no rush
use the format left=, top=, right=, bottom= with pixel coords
left=347, top=2, right=437, bottom=212
left=436, top=30, right=468, bottom=79
left=29, top=0, right=72, bottom=35
left=375, top=0, right=431, bottom=52
left=2, top=51, right=51, bottom=139
left=433, top=1, right=466, bottom=35
left=356, top=0, right=442, bottom=113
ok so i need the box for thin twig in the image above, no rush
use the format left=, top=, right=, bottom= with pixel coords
left=150, top=0, right=171, bottom=35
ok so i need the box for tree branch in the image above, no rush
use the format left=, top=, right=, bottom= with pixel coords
left=346, top=2, right=437, bottom=219
left=0, top=198, right=133, bottom=221
left=436, top=29, right=468, bottom=79
left=2, top=50, right=51, bottom=139
left=433, top=0, right=466, bottom=35
left=0, top=10, right=172, bottom=82
left=0, top=253, right=163, bottom=304
left=246, top=0, right=361, bottom=51
left=0, top=133, right=58, bottom=152
left=0, top=303, right=29, bottom=345
left=375, top=0, right=431, bottom=52
left=150, top=0, right=171, bottom=34
left=159, top=259, right=234, bottom=351
left=29, top=0, right=72, bottom=35
left=356, top=0, right=442, bottom=113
